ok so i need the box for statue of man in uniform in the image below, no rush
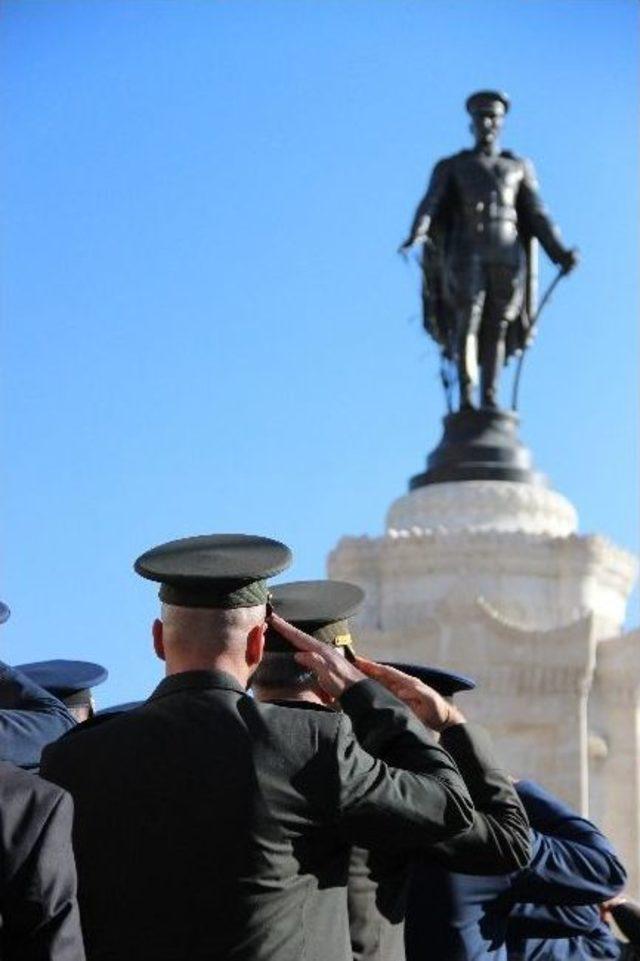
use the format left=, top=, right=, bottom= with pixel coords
left=400, top=91, right=579, bottom=411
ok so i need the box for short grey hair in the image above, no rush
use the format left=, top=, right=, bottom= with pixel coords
left=161, top=602, right=266, bottom=652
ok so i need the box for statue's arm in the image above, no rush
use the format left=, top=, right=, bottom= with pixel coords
left=400, top=159, right=451, bottom=250
left=517, top=160, right=576, bottom=270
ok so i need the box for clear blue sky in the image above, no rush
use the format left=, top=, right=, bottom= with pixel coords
left=2, top=0, right=637, bottom=707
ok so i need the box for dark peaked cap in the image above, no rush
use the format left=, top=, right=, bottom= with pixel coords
left=0, top=601, right=10, bottom=624
left=134, top=533, right=292, bottom=609
left=382, top=662, right=476, bottom=697
left=465, top=89, right=510, bottom=115
left=266, top=579, right=364, bottom=654
left=15, top=659, right=108, bottom=704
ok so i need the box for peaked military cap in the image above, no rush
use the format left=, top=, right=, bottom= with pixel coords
left=15, top=659, right=109, bottom=704
left=0, top=601, right=10, bottom=625
left=465, top=90, right=510, bottom=116
left=266, top=579, right=364, bottom=657
left=382, top=662, right=476, bottom=697
left=135, top=533, right=292, bottom=609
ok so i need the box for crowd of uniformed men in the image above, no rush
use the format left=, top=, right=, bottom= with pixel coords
left=1, top=533, right=639, bottom=961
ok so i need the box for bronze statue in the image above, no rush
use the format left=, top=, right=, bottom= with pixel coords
left=400, top=91, right=579, bottom=411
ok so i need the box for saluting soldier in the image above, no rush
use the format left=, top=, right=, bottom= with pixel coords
left=400, top=90, right=578, bottom=410
left=42, top=534, right=530, bottom=961
left=348, top=662, right=479, bottom=961
left=252, top=579, right=531, bottom=961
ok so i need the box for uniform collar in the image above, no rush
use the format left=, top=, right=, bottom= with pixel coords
left=150, top=669, right=247, bottom=701
left=263, top=697, right=336, bottom=713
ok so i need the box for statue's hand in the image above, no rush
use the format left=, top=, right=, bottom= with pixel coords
left=398, top=233, right=434, bottom=256
left=398, top=237, right=415, bottom=255
left=559, top=247, right=580, bottom=274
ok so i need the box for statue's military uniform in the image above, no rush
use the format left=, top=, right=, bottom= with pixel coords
left=412, top=148, right=566, bottom=405
left=404, top=90, right=576, bottom=409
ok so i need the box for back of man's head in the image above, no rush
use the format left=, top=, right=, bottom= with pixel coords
left=154, top=602, right=267, bottom=683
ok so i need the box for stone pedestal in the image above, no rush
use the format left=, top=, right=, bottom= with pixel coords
left=328, top=478, right=638, bottom=883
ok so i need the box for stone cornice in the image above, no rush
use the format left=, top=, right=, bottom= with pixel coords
left=357, top=602, right=596, bottom=695
left=329, top=530, right=638, bottom=596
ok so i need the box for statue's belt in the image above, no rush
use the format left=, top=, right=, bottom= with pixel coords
left=461, top=205, right=518, bottom=224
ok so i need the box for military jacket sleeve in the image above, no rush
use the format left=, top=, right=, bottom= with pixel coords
left=509, top=780, right=626, bottom=905
left=2, top=779, right=86, bottom=961
left=516, top=158, right=567, bottom=263
left=337, top=680, right=530, bottom=873
left=423, top=722, right=532, bottom=874
left=0, top=660, right=76, bottom=769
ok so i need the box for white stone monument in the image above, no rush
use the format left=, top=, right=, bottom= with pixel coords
left=328, top=471, right=638, bottom=891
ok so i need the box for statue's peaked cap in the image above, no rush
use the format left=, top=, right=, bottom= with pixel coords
left=134, top=533, right=292, bottom=609
left=0, top=601, right=9, bottom=625
left=465, top=90, right=510, bottom=116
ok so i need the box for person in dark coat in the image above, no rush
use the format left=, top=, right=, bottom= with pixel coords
left=404, top=778, right=626, bottom=961
left=41, top=535, right=530, bottom=961
left=0, top=759, right=85, bottom=961
left=252, top=580, right=530, bottom=961
left=0, top=602, right=76, bottom=770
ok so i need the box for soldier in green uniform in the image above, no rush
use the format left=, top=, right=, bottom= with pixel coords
left=400, top=90, right=578, bottom=410
left=253, top=578, right=530, bottom=961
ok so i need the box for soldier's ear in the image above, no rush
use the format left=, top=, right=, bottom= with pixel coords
left=152, top=618, right=165, bottom=662
left=246, top=622, right=265, bottom=669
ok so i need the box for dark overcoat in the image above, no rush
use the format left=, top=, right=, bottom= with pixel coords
left=41, top=670, right=530, bottom=961
left=0, top=760, right=85, bottom=961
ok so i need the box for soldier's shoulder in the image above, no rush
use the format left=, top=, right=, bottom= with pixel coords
left=43, top=707, right=148, bottom=764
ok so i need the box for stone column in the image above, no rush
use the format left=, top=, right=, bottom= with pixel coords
left=589, top=630, right=640, bottom=897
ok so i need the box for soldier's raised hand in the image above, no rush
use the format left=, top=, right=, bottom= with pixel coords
left=267, top=612, right=366, bottom=698
left=354, top=657, right=466, bottom=733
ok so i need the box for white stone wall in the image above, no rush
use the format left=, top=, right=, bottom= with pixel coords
left=328, top=480, right=639, bottom=891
